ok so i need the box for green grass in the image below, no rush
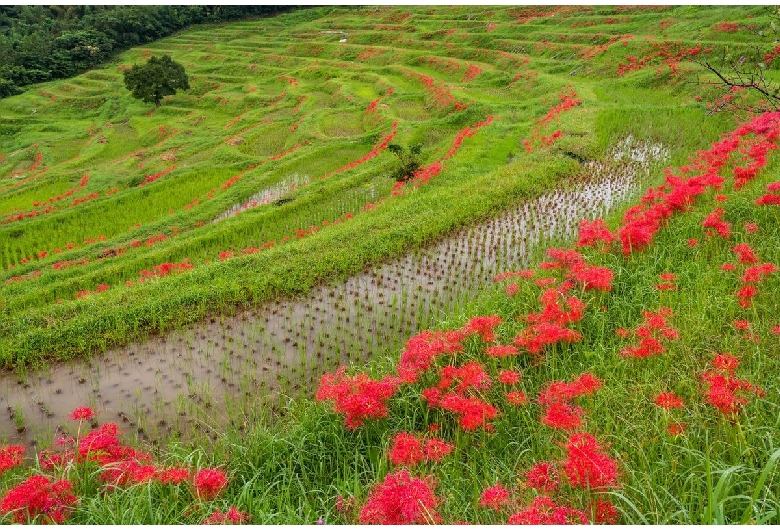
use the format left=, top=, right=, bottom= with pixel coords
left=1, top=7, right=779, bottom=522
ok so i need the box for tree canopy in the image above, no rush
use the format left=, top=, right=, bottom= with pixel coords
left=0, top=6, right=293, bottom=97
left=123, top=54, right=189, bottom=107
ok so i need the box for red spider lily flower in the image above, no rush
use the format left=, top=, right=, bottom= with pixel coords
left=438, top=362, right=492, bottom=394
left=202, top=507, right=251, bottom=525
left=396, top=330, right=464, bottom=383
left=507, top=496, right=588, bottom=525
left=513, top=323, right=581, bottom=355
left=541, top=401, right=583, bottom=430
left=701, top=371, right=763, bottom=416
left=388, top=433, right=421, bottom=467
left=498, top=370, right=521, bottom=385
left=101, top=460, right=158, bottom=486
left=194, top=468, right=228, bottom=500
left=654, top=392, right=684, bottom=409
left=0, top=475, right=77, bottom=524
left=38, top=449, right=75, bottom=471
left=155, top=467, right=190, bottom=484
left=436, top=393, right=499, bottom=431
left=702, top=207, right=731, bottom=238
left=525, top=461, right=559, bottom=492
left=688, top=238, right=699, bottom=246
left=461, top=315, right=502, bottom=342
left=659, top=272, right=677, bottom=282
left=575, top=218, right=615, bottom=248
left=771, top=324, right=780, bottom=335
left=485, top=345, right=519, bottom=358
left=721, top=262, right=736, bottom=271
left=0, top=446, right=25, bottom=473
left=591, top=499, right=620, bottom=524
left=316, top=367, right=400, bottom=429
left=732, top=243, right=759, bottom=264
left=733, top=320, right=750, bottom=330
left=70, top=406, right=95, bottom=421
left=506, top=391, right=529, bottom=406
left=569, top=262, right=614, bottom=291
left=537, top=373, right=602, bottom=404
left=423, top=438, right=454, bottom=462
left=755, top=193, right=780, bottom=205
left=741, top=262, right=777, bottom=283
left=421, top=387, right=442, bottom=407
left=479, top=484, right=510, bottom=510
left=563, top=432, right=619, bottom=489
left=713, top=353, right=740, bottom=374
left=744, top=222, right=759, bottom=233
left=737, top=284, right=758, bottom=307
left=505, top=282, right=519, bottom=297
left=667, top=422, right=687, bottom=436
left=358, top=470, right=440, bottom=524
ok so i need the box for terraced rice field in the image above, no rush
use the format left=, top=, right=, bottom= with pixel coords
left=1, top=5, right=779, bottom=525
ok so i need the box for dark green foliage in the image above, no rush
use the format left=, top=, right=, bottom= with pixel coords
left=387, top=143, right=422, bottom=182
left=0, top=5, right=295, bottom=97
left=123, top=55, right=189, bottom=107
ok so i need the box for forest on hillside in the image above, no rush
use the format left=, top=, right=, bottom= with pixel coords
left=0, top=5, right=293, bottom=97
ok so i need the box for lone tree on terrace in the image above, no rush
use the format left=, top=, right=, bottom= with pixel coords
left=123, top=54, right=189, bottom=107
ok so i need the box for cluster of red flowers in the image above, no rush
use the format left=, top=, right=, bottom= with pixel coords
left=537, top=373, right=602, bottom=430
left=462, top=63, right=483, bottom=82
left=616, top=40, right=709, bottom=76
left=194, top=468, right=229, bottom=500
left=269, top=142, right=308, bottom=161
left=575, top=218, right=616, bottom=249
left=23, top=173, right=90, bottom=210
left=202, top=507, right=250, bottom=525
left=713, top=21, right=740, bottom=33
left=525, top=461, right=560, bottom=491
left=0, top=475, right=77, bottom=524
left=396, top=329, right=465, bottom=383
left=541, top=247, right=615, bottom=291
left=579, top=34, right=633, bottom=60
left=0, top=445, right=25, bottom=474
left=479, top=484, right=510, bottom=509
left=618, top=113, right=780, bottom=255
left=755, top=180, right=780, bottom=206
left=523, top=88, right=580, bottom=153
left=702, top=353, right=764, bottom=416
left=321, top=122, right=397, bottom=180
left=444, top=115, right=495, bottom=160
left=138, top=259, right=193, bottom=280
left=563, top=432, right=619, bottom=489
left=404, top=70, right=467, bottom=111
left=618, top=307, right=679, bottom=358
left=654, top=391, right=684, bottom=410
left=316, top=367, right=400, bottom=429
left=358, top=470, right=440, bottom=524
left=510, top=279, right=587, bottom=356
left=507, top=496, right=588, bottom=524
left=137, top=164, right=176, bottom=187
left=279, top=75, right=298, bottom=87
left=387, top=432, right=454, bottom=467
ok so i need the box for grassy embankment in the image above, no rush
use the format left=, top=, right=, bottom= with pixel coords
left=0, top=5, right=755, bottom=367
left=0, top=5, right=778, bottom=524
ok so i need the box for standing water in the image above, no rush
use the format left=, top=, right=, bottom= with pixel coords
left=0, top=139, right=667, bottom=447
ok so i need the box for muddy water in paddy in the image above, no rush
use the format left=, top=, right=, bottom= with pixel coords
left=0, top=141, right=666, bottom=447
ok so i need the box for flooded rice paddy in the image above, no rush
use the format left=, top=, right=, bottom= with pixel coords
left=0, top=139, right=667, bottom=448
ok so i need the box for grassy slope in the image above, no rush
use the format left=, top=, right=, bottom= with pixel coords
left=0, top=5, right=779, bottom=526
left=1, top=5, right=759, bottom=367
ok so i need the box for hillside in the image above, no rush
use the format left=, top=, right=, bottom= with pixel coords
left=0, top=5, right=779, bottom=525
